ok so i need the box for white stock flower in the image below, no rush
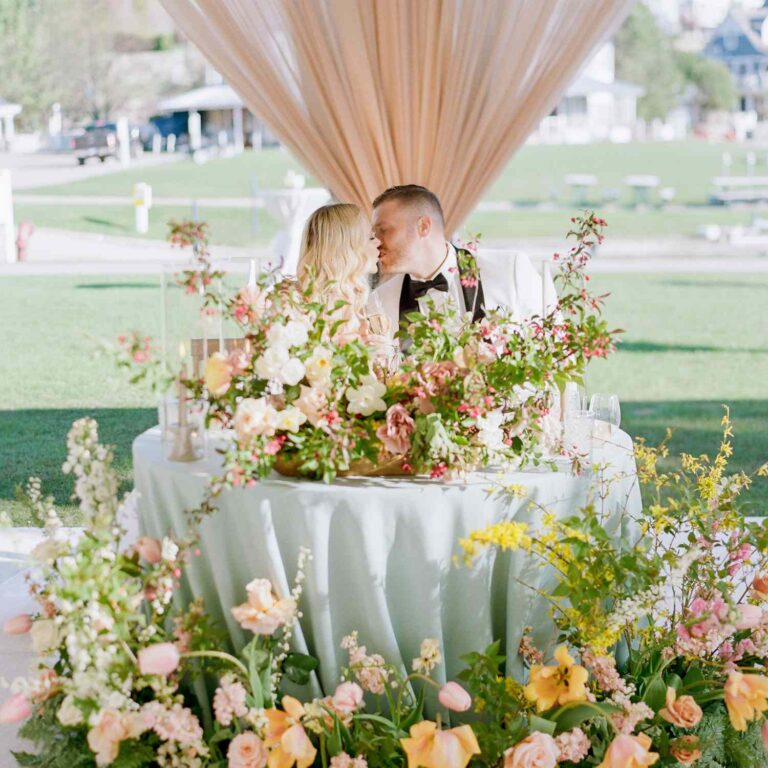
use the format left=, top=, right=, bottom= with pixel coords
left=276, top=406, right=308, bottom=433
left=476, top=410, right=506, bottom=454
left=305, top=346, right=334, bottom=388
left=161, top=537, right=179, bottom=563
left=346, top=375, right=387, bottom=416
left=255, top=346, right=290, bottom=381
left=280, top=357, right=306, bottom=387
left=234, top=397, right=280, bottom=441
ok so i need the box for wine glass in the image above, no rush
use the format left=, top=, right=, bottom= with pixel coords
left=562, top=381, right=586, bottom=419
left=589, top=393, right=621, bottom=428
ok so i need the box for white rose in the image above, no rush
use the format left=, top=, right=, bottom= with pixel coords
left=283, top=320, right=309, bottom=347
left=305, top=346, right=334, bottom=388
left=57, top=694, right=83, bottom=726
left=31, top=619, right=60, bottom=654
left=346, top=375, right=387, bottom=417
left=265, top=324, right=288, bottom=348
left=276, top=406, right=308, bottom=433
left=161, top=537, right=179, bottom=563
left=234, top=397, right=279, bottom=440
left=476, top=410, right=506, bottom=454
left=279, top=357, right=306, bottom=387
left=255, top=346, right=289, bottom=380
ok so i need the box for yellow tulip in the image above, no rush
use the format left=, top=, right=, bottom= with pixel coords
left=400, top=720, right=480, bottom=768
left=523, top=645, right=588, bottom=713
left=597, top=733, right=659, bottom=768
left=725, top=672, right=768, bottom=731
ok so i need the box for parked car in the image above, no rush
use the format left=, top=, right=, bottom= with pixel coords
left=69, top=121, right=142, bottom=165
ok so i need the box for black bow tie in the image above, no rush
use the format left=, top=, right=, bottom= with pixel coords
left=406, top=272, right=449, bottom=300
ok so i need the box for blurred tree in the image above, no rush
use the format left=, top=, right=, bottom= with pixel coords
left=0, top=0, right=54, bottom=129
left=615, top=3, right=684, bottom=121
left=675, top=50, right=737, bottom=114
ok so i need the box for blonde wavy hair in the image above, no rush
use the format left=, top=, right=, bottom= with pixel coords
left=297, top=203, right=372, bottom=326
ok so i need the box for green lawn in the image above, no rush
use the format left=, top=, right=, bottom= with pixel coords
left=16, top=141, right=768, bottom=244
left=1, top=273, right=767, bottom=524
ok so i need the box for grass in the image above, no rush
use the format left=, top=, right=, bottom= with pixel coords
left=1, top=272, right=767, bottom=524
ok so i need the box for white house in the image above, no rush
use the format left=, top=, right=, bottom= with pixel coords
left=0, top=99, right=22, bottom=151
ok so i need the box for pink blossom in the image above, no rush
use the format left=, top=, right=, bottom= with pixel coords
left=214, top=676, right=249, bottom=726
left=736, top=604, right=762, bottom=630
left=438, top=682, right=472, bottom=712
left=332, top=682, right=364, bottom=714
left=0, top=693, right=32, bottom=724
left=3, top=614, right=32, bottom=635
left=138, top=642, right=180, bottom=676
left=555, top=727, right=591, bottom=763
left=134, top=536, right=162, bottom=564
left=376, top=404, right=415, bottom=455
left=132, top=350, right=149, bottom=364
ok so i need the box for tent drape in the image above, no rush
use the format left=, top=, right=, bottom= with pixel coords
left=160, top=0, right=635, bottom=231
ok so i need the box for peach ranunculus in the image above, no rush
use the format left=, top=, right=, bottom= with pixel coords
left=658, top=688, right=702, bottom=729
left=597, top=733, right=659, bottom=768
left=263, top=695, right=317, bottom=768
left=231, top=577, right=296, bottom=636
left=228, top=731, right=268, bottom=768
left=724, top=672, right=768, bottom=731
left=331, top=682, right=364, bottom=715
left=752, top=573, right=768, bottom=598
left=234, top=398, right=280, bottom=442
left=400, top=720, right=480, bottom=768
left=205, top=352, right=234, bottom=396
left=87, top=709, right=129, bottom=767
left=523, top=645, right=589, bottom=713
left=376, top=404, right=415, bottom=455
left=294, top=385, right=327, bottom=427
left=669, top=735, right=702, bottom=766
left=133, top=536, right=162, bottom=564
left=503, top=731, right=559, bottom=768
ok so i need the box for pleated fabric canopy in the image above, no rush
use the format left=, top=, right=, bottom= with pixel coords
left=159, top=0, right=635, bottom=231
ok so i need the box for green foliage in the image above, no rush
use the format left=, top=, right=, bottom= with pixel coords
left=615, top=3, right=683, bottom=120
left=676, top=51, right=736, bottom=113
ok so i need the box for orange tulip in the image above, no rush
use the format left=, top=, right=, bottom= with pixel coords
left=597, top=733, right=659, bottom=768
left=724, top=672, right=768, bottom=731
left=523, top=645, right=588, bottom=713
left=401, top=720, right=480, bottom=768
left=263, top=696, right=317, bottom=768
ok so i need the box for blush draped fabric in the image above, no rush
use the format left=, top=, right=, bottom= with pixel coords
left=159, top=0, right=634, bottom=231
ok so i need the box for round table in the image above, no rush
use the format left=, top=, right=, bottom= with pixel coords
left=133, top=427, right=640, bottom=699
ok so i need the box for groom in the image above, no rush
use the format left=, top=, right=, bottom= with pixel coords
left=369, top=185, right=486, bottom=334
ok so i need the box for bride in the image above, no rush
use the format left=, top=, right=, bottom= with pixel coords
left=296, top=203, right=392, bottom=350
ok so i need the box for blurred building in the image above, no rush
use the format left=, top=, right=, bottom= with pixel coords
left=0, top=98, right=22, bottom=151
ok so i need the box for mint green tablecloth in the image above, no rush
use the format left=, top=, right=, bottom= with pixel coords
left=133, top=427, right=640, bottom=699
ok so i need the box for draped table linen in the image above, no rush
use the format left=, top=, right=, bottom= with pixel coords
left=134, top=427, right=640, bottom=699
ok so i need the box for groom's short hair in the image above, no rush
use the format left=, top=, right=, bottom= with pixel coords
left=373, top=185, right=444, bottom=229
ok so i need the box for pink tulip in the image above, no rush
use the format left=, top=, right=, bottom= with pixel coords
left=134, top=537, right=162, bottom=565
left=438, top=681, right=472, bottom=712
left=0, top=693, right=32, bottom=724
left=762, top=720, right=768, bottom=750
left=736, top=604, right=762, bottom=630
left=3, top=614, right=32, bottom=635
left=138, top=643, right=180, bottom=676
left=331, top=682, right=364, bottom=714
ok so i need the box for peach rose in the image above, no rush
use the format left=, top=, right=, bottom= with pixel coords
left=134, top=536, right=162, bottom=564
left=138, top=642, right=180, bottom=676
left=376, top=404, right=414, bottom=455
left=725, top=672, right=768, bottom=731
left=0, top=693, right=32, bottom=724
left=597, top=733, right=659, bottom=768
left=205, top=352, right=233, bottom=396
left=658, top=688, right=702, bottom=729
left=503, top=731, right=559, bottom=768
left=438, top=682, right=472, bottom=713
left=3, top=613, right=32, bottom=635
left=294, top=385, right=327, bottom=427
left=331, top=682, right=364, bottom=714
left=228, top=731, right=268, bottom=768
left=753, top=573, right=768, bottom=598
left=87, top=709, right=128, bottom=766
left=670, top=736, right=702, bottom=766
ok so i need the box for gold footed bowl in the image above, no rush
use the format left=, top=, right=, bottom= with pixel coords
left=273, top=453, right=408, bottom=478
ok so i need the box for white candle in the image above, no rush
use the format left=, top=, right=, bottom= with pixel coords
left=247, top=258, right=257, bottom=291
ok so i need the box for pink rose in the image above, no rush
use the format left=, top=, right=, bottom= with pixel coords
left=3, top=614, right=32, bottom=635
left=134, top=536, right=162, bottom=564
left=504, top=732, right=559, bottom=768
left=376, top=404, right=415, bottom=455
left=138, top=642, right=180, bottom=676
left=228, top=731, right=268, bottom=768
left=228, top=348, right=250, bottom=376
left=736, top=604, right=762, bottom=630
left=332, top=682, right=364, bottom=714
left=438, top=682, right=472, bottom=712
left=0, top=693, right=32, bottom=724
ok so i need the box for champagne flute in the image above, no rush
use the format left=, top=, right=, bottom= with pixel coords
left=589, top=394, right=621, bottom=427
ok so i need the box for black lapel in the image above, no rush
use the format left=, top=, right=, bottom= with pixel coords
left=399, top=274, right=419, bottom=320
left=456, top=247, right=485, bottom=322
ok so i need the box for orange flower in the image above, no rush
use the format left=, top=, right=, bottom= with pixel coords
left=669, top=735, right=702, bottom=766
left=724, top=672, right=768, bottom=731
left=597, top=733, right=659, bottom=768
left=658, top=688, right=702, bottom=729
left=524, top=645, right=588, bottom=713
left=400, top=720, right=480, bottom=768
left=263, top=696, right=317, bottom=768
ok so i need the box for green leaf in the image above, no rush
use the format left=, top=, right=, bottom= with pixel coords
left=529, top=715, right=556, bottom=735
left=551, top=701, right=620, bottom=734
left=283, top=652, right=318, bottom=685
left=643, top=676, right=668, bottom=712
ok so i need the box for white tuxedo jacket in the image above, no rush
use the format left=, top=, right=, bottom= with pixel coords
left=368, top=248, right=555, bottom=332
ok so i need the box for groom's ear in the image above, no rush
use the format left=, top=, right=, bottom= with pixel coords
left=416, top=215, right=432, bottom=238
